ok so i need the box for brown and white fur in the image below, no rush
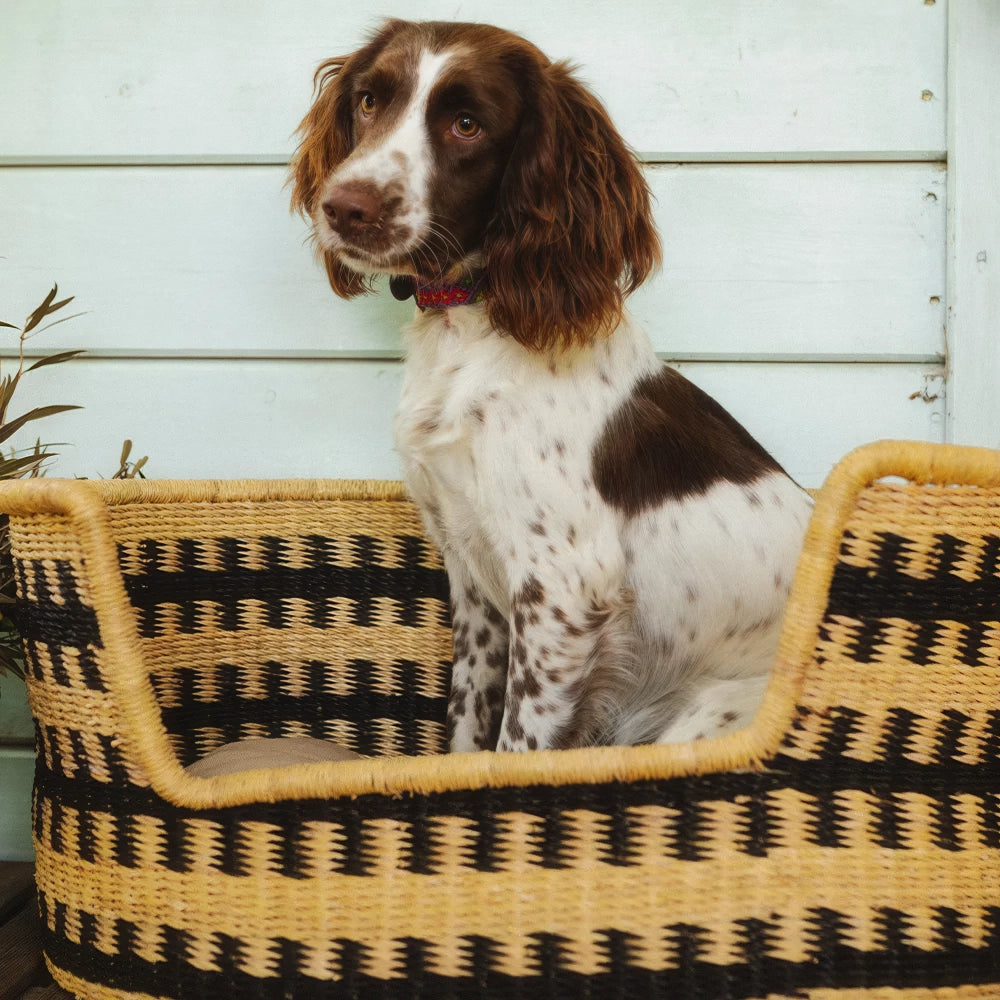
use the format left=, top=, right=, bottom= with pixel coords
left=291, top=19, right=813, bottom=752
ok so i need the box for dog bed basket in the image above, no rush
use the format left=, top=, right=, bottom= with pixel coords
left=5, top=439, right=1000, bottom=999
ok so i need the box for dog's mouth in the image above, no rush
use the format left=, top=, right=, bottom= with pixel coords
left=313, top=213, right=418, bottom=276
left=319, top=222, right=412, bottom=266
left=328, top=229, right=476, bottom=285
left=314, top=188, right=476, bottom=283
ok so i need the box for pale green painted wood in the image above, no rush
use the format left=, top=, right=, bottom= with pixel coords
left=0, top=677, right=35, bottom=862
left=5, top=357, right=944, bottom=489
left=0, top=0, right=946, bottom=160
left=0, top=163, right=946, bottom=361
left=946, top=0, right=1000, bottom=450
left=0, top=748, right=34, bottom=862
left=0, top=674, right=32, bottom=744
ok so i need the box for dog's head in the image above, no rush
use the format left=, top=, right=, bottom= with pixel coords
left=290, top=19, right=660, bottom=349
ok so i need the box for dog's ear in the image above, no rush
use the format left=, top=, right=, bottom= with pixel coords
left=483, top=60, right=661, bottom=350
left=289, top=53, right=370, bottom=298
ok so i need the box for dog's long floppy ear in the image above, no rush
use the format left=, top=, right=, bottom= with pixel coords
left=483, top=59, right=661, bottom=350
left=289, top=52, right=369, bottom=297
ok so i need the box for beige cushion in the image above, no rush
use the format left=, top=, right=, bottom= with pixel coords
left=186, top=737, right=361, bottom=778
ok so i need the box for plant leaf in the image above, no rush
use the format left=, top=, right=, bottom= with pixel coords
left=32, top=312, right=88, bottom=337
left=0, top=321, right=17, bottom=330
left=0, top=373, right=25, bottom=424
left=27, top=349, right=86, bottom=373
left=0, top=376, right=16, bottom=411
left=0, top=452, right=55, bottom=478
left=0, top=404, right=82, bottom=446
left=23, top=285, right=75, bottom=334
left=22, top=285, right=60, bottom=334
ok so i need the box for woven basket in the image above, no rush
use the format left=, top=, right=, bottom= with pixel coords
left=5, top=439, right=1000, bottom=999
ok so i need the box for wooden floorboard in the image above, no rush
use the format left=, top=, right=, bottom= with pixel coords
left=0, top=863, right=74, bottom=1000
left=0, top=863, right=34, bottom=925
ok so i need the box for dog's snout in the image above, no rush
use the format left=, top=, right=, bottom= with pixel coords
left=322, top=183, right=382, bottom=236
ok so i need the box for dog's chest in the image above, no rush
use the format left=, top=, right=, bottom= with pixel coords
left=393, top=313, right=515, bottom=582
left=394, top=310, right=621, bottom=492
left=395, top=318, right=496, bottom=489
left=392, top=310, right=625, bottom=594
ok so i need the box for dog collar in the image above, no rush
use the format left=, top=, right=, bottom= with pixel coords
left=390, top=273, right=486, bottom=310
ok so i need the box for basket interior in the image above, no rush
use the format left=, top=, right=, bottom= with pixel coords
left=104, top=496, right=454, bottom=764
left=776, top=477, right=1000, bottom=772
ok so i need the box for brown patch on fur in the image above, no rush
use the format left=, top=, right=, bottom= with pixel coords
left=516, top=575, right=546, bottom=608
left=591, top=366, right=786, bottom=515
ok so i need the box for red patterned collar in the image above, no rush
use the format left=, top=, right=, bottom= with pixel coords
left=390, top=273, right=486, bottom=309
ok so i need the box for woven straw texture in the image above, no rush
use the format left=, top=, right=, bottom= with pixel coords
left=3, top=440, right=999, bottom=999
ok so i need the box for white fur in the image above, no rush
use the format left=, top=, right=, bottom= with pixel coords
left=395, top=306, right=813, bottom=751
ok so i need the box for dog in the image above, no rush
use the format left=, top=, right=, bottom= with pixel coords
left=290, top=19, right=813, bottom=752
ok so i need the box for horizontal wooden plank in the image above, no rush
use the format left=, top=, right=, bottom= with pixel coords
left=0, top=164, right=411, bottom=358
left=0, top=863, right=34, bottom=924
left=0, top=894, right=42, bottom=999
left=1, top=0, right=945, bottom=160
left=21, top=986, right=75, bottom=1000
left=633, top=164, right=946, bottom=360
left=21, top=987, right=75, bottom=1000
left=0, top=163, right=945, bottom=360
left=6, top=357, right=945, bottom=489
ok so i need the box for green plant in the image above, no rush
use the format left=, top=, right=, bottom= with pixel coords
left=0, top=286, right=148, bottom=680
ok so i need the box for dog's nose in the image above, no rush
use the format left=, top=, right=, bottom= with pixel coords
left=322, top=183, right=382, bottom=236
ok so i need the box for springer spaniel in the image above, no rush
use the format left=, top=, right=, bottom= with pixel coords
left=291, top=19, right=813, bottom=752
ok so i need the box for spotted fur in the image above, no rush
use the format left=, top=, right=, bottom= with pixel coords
left=291, top=19, right=814, bottom=751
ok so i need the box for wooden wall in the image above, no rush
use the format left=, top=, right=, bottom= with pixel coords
left=1, top=0, right=967, bottom=489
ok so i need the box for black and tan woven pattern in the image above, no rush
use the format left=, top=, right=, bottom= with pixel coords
left=3, top=442, right=999, bottom=1000
left=114, top=497, right=451, bottom=763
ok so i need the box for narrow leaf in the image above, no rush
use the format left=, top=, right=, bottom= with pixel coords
left=0, top=372, right=23, bottom=423
left=0, top=321, right=17, bottom=330
left=23, top=287, right=75, bottom=334
left=31, top=312, right=88, bottom=338
left=23, top=285, right=61, bottom=334
left=27, top=349, right=86, bottom=373
left=0, top=376, right=17, bottom=411
left=0, top=404, right=82, bottom=446
left=0, top=452, right=55, bottom=478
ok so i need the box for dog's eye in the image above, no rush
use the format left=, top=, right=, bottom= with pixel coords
left=359, top=92, right=377, bottom=117
left=452, top=114, right=481, bottom=139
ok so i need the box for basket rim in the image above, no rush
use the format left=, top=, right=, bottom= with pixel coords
left=3, top=438, right=998, bottom=808
left=90, top=476, right=411, bottom=505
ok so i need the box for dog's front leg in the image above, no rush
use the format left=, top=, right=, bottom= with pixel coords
left=444, top=558, right=510, bottom=752
left=495, top=573, right=632, bottom=752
